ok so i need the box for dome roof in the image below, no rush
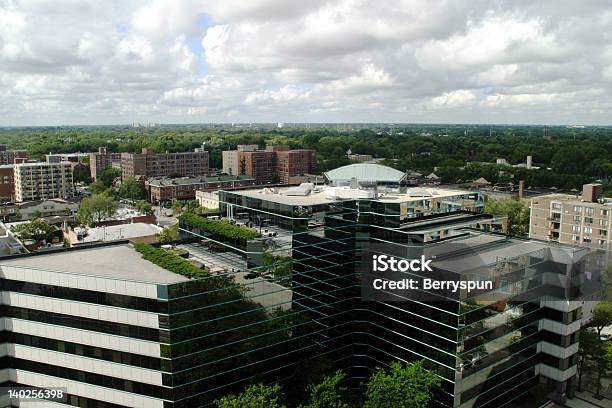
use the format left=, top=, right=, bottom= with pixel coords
left=324, top=163, right=406, bottom=184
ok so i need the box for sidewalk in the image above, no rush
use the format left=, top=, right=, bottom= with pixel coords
left=562, top=391, right=612, bottom=408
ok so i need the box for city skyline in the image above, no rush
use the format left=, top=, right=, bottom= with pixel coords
left=1, top=1, right=611, bottom=126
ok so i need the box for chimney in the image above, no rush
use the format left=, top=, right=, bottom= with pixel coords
left=582, top=183, right=603, bottom=203
left=518, top=180, right=525, bottom=199
left=526, top=156, right=532, bottom=169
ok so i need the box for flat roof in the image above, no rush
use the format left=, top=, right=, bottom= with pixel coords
left=0, top=243, right=189, bottom=284
left=147, top=175, right=255, bottom=187
left=75, top=223, right=162, bottom=244
left=228, top=186, right=479, bottom=207
left=325, top=163, right=406, bottom=183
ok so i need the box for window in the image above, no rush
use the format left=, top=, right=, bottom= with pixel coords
left=572, top=225, right=581, bottom=233
left=599, top=240, right=607, bottom=246
left=585, top=217, right=594, bottom=224
left=574, top=206, right=582, bottom=213
left=601, top=219, right=609, bottom=227
left=601, top=230, right=608, bottom=236
left=583, top=237, right=592, bottom=243
left=572, top=235, right=580, bottom=242
left=552, top=203, right=562, bottom=210
left=602, top=209, right=609, bottom=217
left=585, top=208, right=594, bottom=216
left=574, top=215, right=582, bottom=222
left=585, top=227, right=593, bottom=234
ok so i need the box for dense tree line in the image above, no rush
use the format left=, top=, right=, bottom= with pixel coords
left=1, top=124, right=611, bottom=192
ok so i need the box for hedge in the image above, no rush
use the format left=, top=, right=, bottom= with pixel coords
left=134, top=243, right=208, bottom=279
left=179, top=212, right=260, bottom=244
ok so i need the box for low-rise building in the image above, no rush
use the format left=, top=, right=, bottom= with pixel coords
left=64, top=222, right=162, bottom=246
left=14, top=162, right=74, bottom=201
left=146, top=175, right=257, bottom=204
left=195, top=190, right=219, bottom=210
left=17, top=198, right=79, bottom=220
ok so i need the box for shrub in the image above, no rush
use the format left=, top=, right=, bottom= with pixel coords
left=134, top=243, right=208, bottom=279
left=179, top=212, right=259, bottom=245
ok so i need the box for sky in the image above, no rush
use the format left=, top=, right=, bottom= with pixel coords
left=1, top=0, right=611, bottom=126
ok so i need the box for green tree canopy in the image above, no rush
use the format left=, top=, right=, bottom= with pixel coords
left=98, top=167, right=121, bottom=187
left=216, top=383, right=284, bottom=408
left=118, top=177, right=146, bottom=201
left=592, top=301, right=612, bottom=336
left=484, top=198, right=530, bottom=236
left=78, top=194, right=118, bottom=226
left=363, top=361, right=440, bottom=408
left=10, top=219, right=56, bottom=242
left=300, top=371, right=348, bottom=408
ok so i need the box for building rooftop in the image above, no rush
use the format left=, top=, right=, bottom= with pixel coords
left=147, top=175, right=255, bottom=187
left=0, top=243, right=189, bottom=284
left=227, top=185, right=479, bottom=207
left=324, top=163, right=406, bottom=184
left=73, top=223, right=162, bottom=244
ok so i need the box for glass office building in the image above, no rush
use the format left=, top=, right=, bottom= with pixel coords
left=215, top=164, right=600, bottom=408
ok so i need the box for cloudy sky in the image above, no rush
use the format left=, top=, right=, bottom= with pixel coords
left=1, top=0, right=611, bottom=125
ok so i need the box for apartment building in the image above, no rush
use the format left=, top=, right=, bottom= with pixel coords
left=222, top=144, right=258, bottom=175
left=276, top=149, right=316, bottom=184
left=145, top=175, right=256, bottom=204
left=121, top=148, right=209, bottom=181
left=0, top=145, right=28, bottom=165
left=0, top=165, right=15, bottom=201
left=530, top=183, right=611, bottom=252
left=13, top=162, right=74, bottom=202
left=222, top=144, right=316, bottom=184
left=90, top=147, right=122, bottom=181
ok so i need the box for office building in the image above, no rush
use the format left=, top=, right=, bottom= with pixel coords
left=145, top=175, right=256, bottom=204
left=530, top=183, right=611, bottom=251
left=207, top=163, right=600, bottom=407
left=13, top=162, right=74, bottom=202
left=0, top=145, right=28, bottom=165
left=222, top=145, right=316, bottom=184
left=90, top=147, right=122, bottom=181
left=120, top=148, right=209, bottom=181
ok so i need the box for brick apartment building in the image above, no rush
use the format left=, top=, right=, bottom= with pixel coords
left=121, top=148, right=209, bottom=180
left=89, top=147, right=122, bottom=181
left=145, top=175, right=256, bottom=204
left=0, top=164, right=15, bottom=201
left=222, top=145, right=316, bottom=184
left=276, top=149, right=316, bottom=184
left=0, top=145, right=28, bottom=165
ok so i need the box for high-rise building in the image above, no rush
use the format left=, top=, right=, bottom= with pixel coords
left=530, top=183, right=611, bottom=251
left=276, top=149, right=316, bottom=184
left=0, top=145, right=28, bottom=165
left=89, top=147, right=122, bottom=181
left=13, top=162, right=74, bottom=202
left=120, top=148, right=209, bottom=180
left=222, top=145, right=316, bottom=184
left=0, top=164, right=15, bottom=201
left=209, top=163, right=601, bottom=407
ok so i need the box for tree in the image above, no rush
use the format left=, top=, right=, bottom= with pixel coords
left=300, top=371, right=348, bottom=408
left=578, top=328, right=600, bottom=391
left=135, top=200, right=153, bottom=215
left=89, top=180, right=107, bottom=194
left=171, top=199, right=183, bottom=215
left=98, top=168, right=121, bottom=188
left=157, top=223, right=179, bottom=243
left=592, top=301, right=612, bottom=337
left=10, top=218, right=56, bottom=242
left=118, top=177, right=146, bottom=201
left=363, top=361, right=440, bottom=408
left=78, top=194, right=117, bottom=226
left=484, top=198, right=530, bottom=236
left=594, top=340, right=612, bottom=399
left=215, top=383, right=284, bottom=408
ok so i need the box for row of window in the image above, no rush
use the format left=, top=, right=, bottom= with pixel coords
left=552, top=202, right=610, bottom=217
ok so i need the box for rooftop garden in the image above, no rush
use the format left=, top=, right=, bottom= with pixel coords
left=134, top=243, right=208, bottom=279
left=179, top=212, right=260, bottom=245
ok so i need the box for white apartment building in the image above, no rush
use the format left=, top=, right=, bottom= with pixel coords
left=13, top=162, right=74, bottom=202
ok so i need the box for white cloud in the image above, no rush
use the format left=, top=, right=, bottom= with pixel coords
left=0, top=0, right=611, bottom=124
